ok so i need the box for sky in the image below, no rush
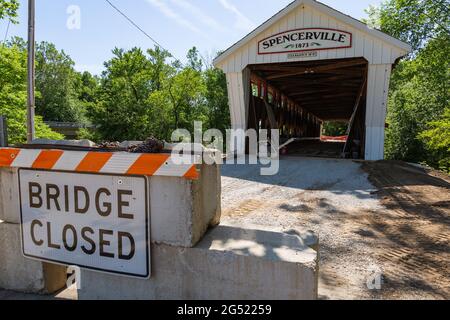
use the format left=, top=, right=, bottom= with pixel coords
left=1, top=0, right=383, bottom=75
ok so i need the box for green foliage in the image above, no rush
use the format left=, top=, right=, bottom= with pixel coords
left=365, top=0, right=450, bottom=52
left=0, top=5, right=229, bottom=145
left=186, top=46, right=203, bottom=71
left=166, top=65, right=207, bottom=132
left=385, top=36, right=449, bottom=161
left=368, top=0, right=450, bottom=171
left=204, top=67, right=230, bottom=133
left=77, top=71, right=100, bottom=113
left=88, top=46, right=229, bottom=142
left=0, top=0, right=19, bottom=23
left=35, top=42, right=86, bottom=123
left=0, top=45, right=63, bottom=145
left=90, top=47, right=159, bottom=141
left=76, top=127, right=101, bottom=142
left=419, top=108, right=450, bottom=172
left=322, top=122, right=348, bottom=136
left=1, top=26, right=229, bottom=144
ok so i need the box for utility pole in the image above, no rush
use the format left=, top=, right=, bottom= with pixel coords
left=27, top=0, right=36, bottom=143
left=0, top=116, right=8, bottom=147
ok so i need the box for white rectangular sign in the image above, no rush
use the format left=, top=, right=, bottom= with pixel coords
left=287, top=51, right=318, bottom=59
left=258, top=28, right=352, bottom=55
left=19, top=169, right=150, bottom=279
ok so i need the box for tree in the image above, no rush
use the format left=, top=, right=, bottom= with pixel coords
left=166, top=66, right=207, bottom=132
left=365, top=0, right=449, bottom=52
left=88, top=46, right=224, bottom=142
left=322, top=122, right=348, bottom=137
left=186, top=47, right=203, bottom=71
left=419, top=108, right=450, bottom=172
left=147, top=46, right=173, bottom=91
left=83, top=46, right=230, bottom=143
left=78, top=71, right=99, bottom=104
left=367, top=0, right=449, bottom=168
left=0, top=0, right=19, bottom=23
left=204, top=67, right=229, bottom=133
left=35, top=42, right=86, bottom=123
left=90, top=47, right=155, bottom=141
left=162, top=47, right=207, bottom=133
left=0, top=44, right=63, bottom=144
left=385, top=36, right=449, bottom=161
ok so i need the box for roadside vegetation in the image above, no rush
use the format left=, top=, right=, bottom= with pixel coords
left=366, top=0, right=449, bottom=172
left=0, top=0, right=448, bottom=172
left=322, top=122, right=348, bottom=137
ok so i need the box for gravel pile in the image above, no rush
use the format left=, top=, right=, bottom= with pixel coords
left=128, top=137, right=164, bottom=154
left=97, top=141, right=122, bottom=149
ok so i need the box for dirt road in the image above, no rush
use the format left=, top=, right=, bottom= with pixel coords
left=222, top=158, right=449, bottom=300
left=361, top=161, right=449, bottom=299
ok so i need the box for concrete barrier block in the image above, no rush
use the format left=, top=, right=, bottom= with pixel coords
left=221, top=222, right=319, bottom=251
left=0, top=221, right=67, bottom=293
left=1, top=163, right=221, bottom=247
left=192, top=163, right=222, bottom=242
left=0, top=168, right=20, bottom=224
left=31, top=139, right=96, bottom=147
left=149, top=163, right=221, bottom=247
left=78, top=225, right=318, bottom=300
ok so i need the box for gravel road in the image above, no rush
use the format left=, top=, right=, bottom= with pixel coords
left=222, top=157, right=449, bottom=300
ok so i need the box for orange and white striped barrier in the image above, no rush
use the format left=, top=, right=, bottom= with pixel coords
left=0, top=148, right=199, bottom=180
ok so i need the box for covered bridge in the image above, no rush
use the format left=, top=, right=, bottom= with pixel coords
left=213, top=0, right=411, bottom=160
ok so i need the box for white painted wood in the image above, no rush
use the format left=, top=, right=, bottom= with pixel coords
left=226, top=74, right=236, bottom=126
left=214, top=0, right=411, bottom=71
left=226, top=72, right=247, bottom=131
left=365, top=127, right=385, bottom=160
left=365, top=64, right=391, bottom=160
left=373, top=40, right=383, bottom=64
left=354, top=32, right=364, bottom=58
left=242, top=68, right=252, bottom=127
left=366, top=65, right=391, bottom=127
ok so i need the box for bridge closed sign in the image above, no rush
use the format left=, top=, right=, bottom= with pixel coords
left=18, top=169, right=150, bottom=279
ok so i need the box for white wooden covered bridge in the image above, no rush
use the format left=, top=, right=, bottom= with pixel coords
left=214, top=0, right=411, bottom=160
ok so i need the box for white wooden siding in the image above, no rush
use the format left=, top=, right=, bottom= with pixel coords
left=365, top=64, right=392, bottom=160
left=365, top=127, right=386, bottom=161
left=217, top=4, right=408, bottom=73
left=226, top=72, right=246, bottom=130
left=242, top=68, right=252, bottom=127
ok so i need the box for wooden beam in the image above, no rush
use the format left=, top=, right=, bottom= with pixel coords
left=295, top=95, right=355, bottom=103
left=290, top=89, right=332, bottom=96
left=277, top=82, right=361, bottom=92
left=343, top=67, right=368, bottom=154
left=302, top=106, right=353, bottom=111
left=271, top=73, right=361, bottom=83
left=266, top=60, right=368, bottom=80
left=264, top=100, right=278, bottom=130
left=276, top=78, right=363, bottom=88
left=249, top=58, right=367, bottom=71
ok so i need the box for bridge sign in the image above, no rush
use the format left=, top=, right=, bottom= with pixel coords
left=18, top=169, right=150, bottom=279
left=258, top=28, right=352, bottom=55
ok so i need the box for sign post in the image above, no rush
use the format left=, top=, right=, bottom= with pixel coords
left=19, top=170, right=150, bottom=279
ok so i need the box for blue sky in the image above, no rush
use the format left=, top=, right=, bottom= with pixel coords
left=1, top=0, right=383, bottom=75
